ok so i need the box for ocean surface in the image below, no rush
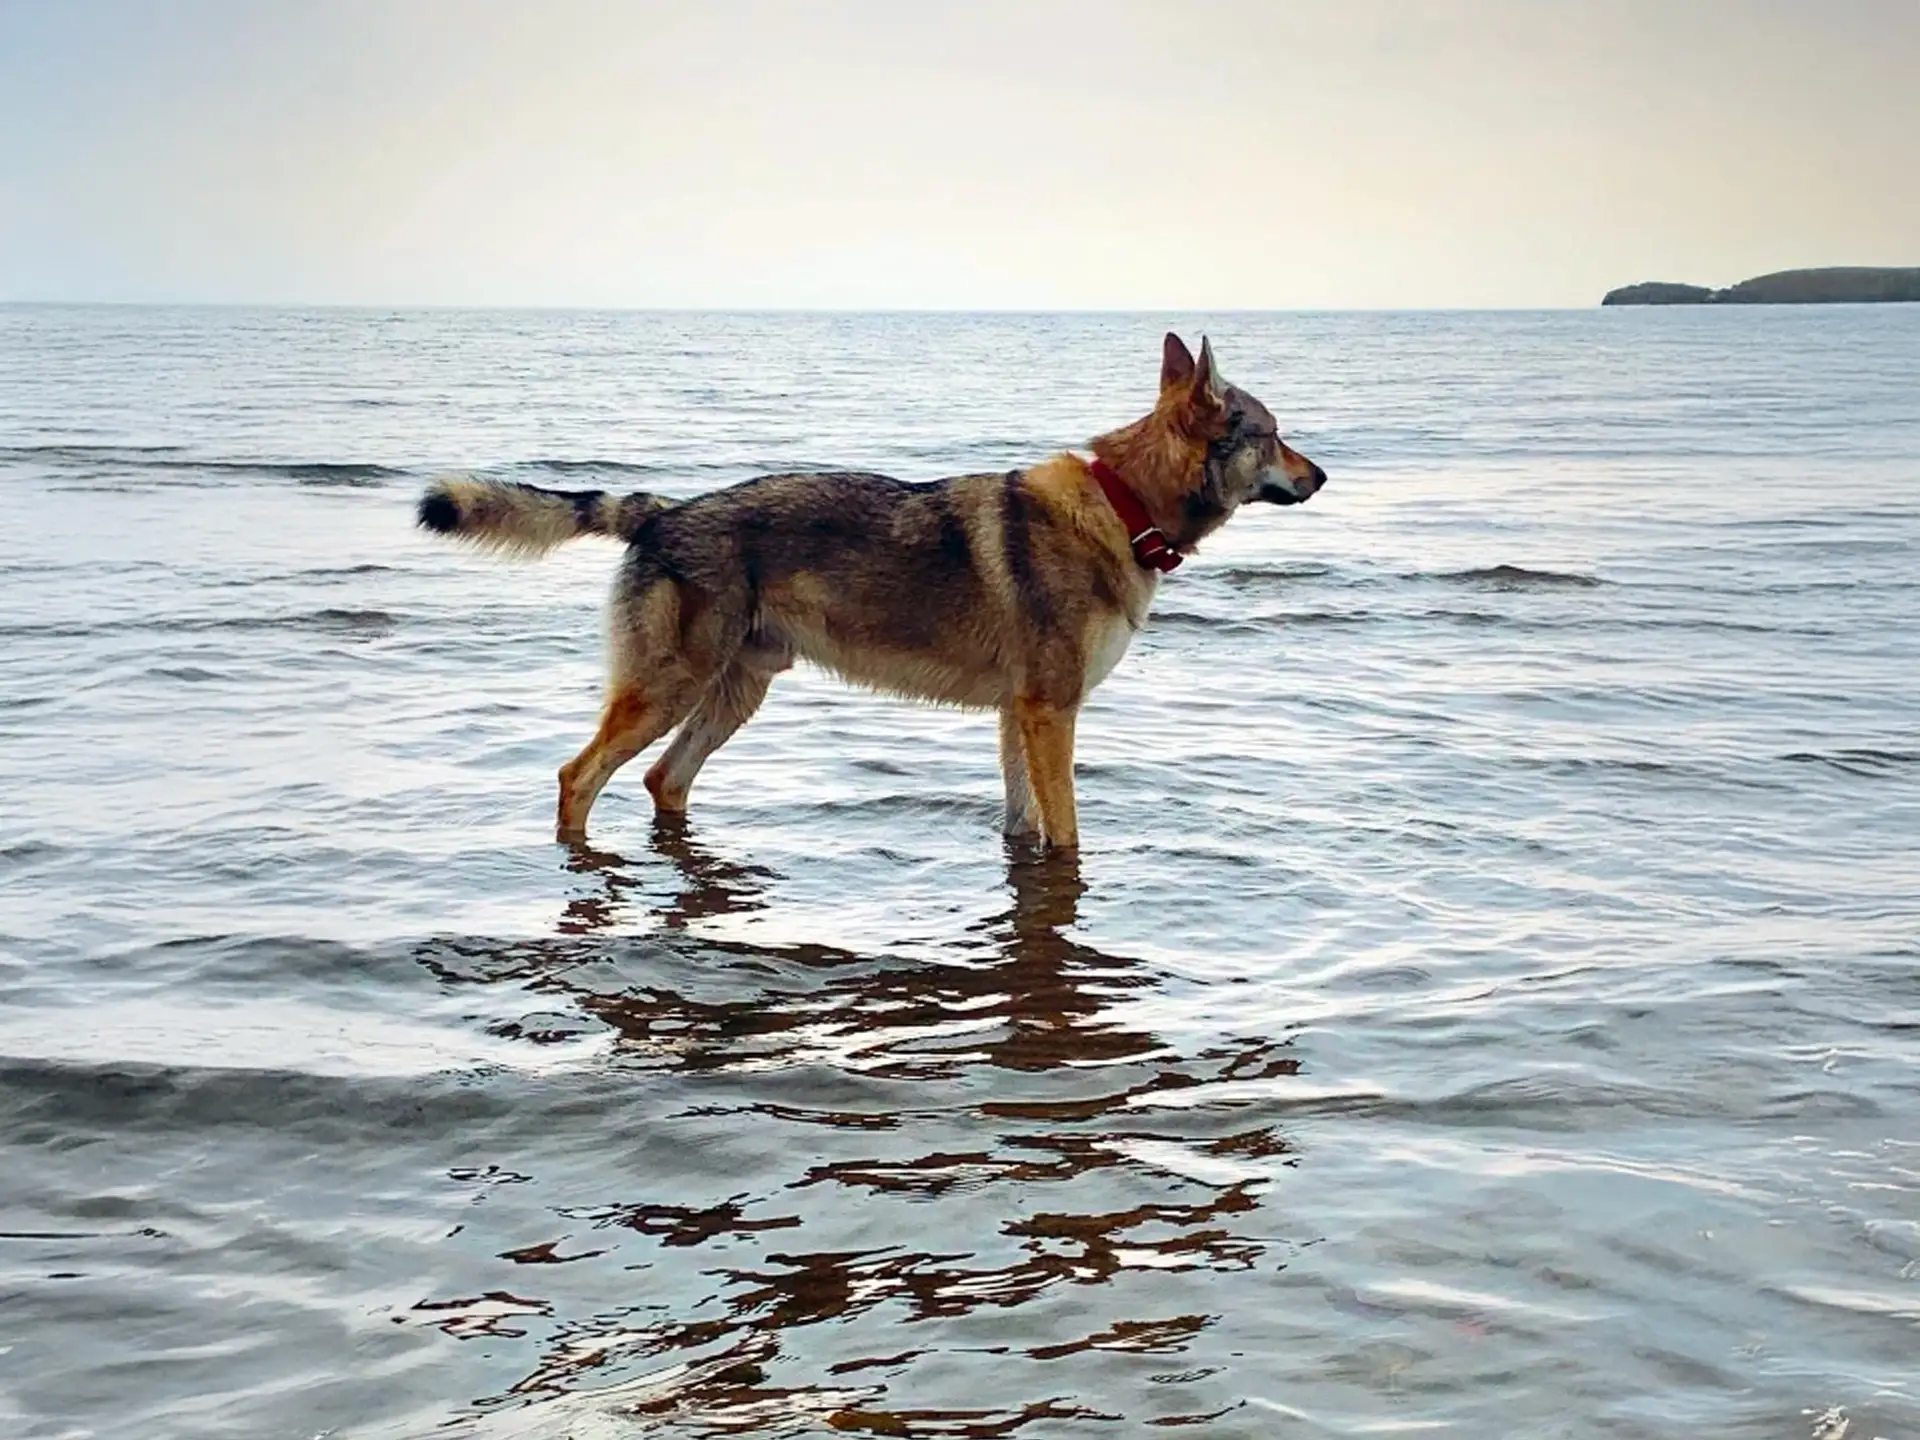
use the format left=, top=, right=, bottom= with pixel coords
left=1, top=305, right=1916, bottom=1439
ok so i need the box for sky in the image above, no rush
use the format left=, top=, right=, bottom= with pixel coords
left=2, top=0, right=1916, bottom=309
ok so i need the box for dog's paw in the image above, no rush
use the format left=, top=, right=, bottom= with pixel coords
left=644, top=763, right=690, bottom=815
left=1003, top=807, right=1042, bottom=839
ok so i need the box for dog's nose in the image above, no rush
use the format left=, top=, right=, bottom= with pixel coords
left=1305, top=461, right=1327, bottom=495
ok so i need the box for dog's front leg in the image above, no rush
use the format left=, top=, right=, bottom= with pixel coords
left=998, top=706, right=1042, bottom=838
left=1013, top=696, right=1079, bottom=850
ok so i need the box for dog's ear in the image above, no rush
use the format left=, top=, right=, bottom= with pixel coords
left=1174, top=336, right=1227, bottom=436
left=1194, top=336, right=1219, bottom=399
left=1160, top=332, right=1196, bottom=391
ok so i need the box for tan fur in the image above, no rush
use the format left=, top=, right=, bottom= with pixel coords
left=418, top=333, right=1326, bottom=849
left=1013, top=696, right=1081, bottom=850
left=419, top=477, right=668, bottom=556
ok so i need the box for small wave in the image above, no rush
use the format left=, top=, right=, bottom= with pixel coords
left=1431, top=565, right=1603, bottom=589
left=185, top=608, right=399, bottom=636
left=0, top=446, right=404, bottom=486
left=1210, top=565, right=1354, bottom=600
left=805, top=792, right=1002, bottom=822
left=515, top=458, right=685, bottom=479
left=203, top=460, right=405, bottom=486
left=1213, top=564, right=1342, bottom=587
left=209, top=564, right=402, bottom=589
left=0, top=1043, right=608, bottom=1128
left=1422, top=607, right=1522, bottom=627
left=1146, top=610, right=1266, bottom=633
left=3, top=609, right=399, bottom=641
left=1780, top=748, right=1919, bottom=776
left=303, top=606, right=398, bottom=634
left=1508, top=755, right=1684, bottom=777
left=1285, top=609, right=1383, bottom=626
left=892, top=438, right=1053, bottom=462
left=1158, top=606, right=1603, bottom=633
left=0, top=443, right=185, bottom=463
left=0, top=840, right=65, bottom=867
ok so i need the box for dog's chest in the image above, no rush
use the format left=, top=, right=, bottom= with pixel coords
left=1082, top=605, right=1146, bottom=695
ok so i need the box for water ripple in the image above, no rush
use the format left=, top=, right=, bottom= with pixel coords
left=0, top=306, right=1916, bottom=1439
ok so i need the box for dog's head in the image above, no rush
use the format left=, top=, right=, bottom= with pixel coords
left=1090, top=332, right=1327, bottom=554
left=1159, top=332, right=1326, bottom=512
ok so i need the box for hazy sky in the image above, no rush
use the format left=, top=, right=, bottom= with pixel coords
left=3, top=0, right=1916, bottom=308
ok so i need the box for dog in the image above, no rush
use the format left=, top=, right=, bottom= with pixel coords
left=417, top=332, right=1326, bottom=849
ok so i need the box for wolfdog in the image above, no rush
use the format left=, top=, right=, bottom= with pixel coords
left=417, top=332, right=1326, bottom=848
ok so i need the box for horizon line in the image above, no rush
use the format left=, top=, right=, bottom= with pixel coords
left=3, top=299, right=1616, bottom=315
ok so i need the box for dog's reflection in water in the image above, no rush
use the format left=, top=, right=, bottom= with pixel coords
left=558, top=815, right=776, bottom=935
left=421, top=833, right=1290, bottom=1430
left=550, top=823, right=1152, bottom=1075
left=558, top=816, right=1086, bottom=958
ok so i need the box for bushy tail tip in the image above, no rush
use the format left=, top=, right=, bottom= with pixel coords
left=416, top=487, right=463, bottom=535
left=415, top=477, right=668, bottom=557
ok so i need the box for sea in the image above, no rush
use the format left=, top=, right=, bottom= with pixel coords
left=1, top=305, right=1916, bottom=1438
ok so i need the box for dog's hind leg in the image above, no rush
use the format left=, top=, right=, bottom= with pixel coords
left=644, top=645, right=789, bottom=814
left=557, top=680, right=700, bottom=842
left=999, top=706, right=1041, bottom=838
left=1013, top=696, right=1079, bottom=850
left=558, top=570, right=753, bottom=841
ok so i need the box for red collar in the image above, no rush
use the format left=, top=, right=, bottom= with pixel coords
left=1087, top=458, right=1182, bottom=572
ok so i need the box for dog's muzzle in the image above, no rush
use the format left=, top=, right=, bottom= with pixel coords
left=1261, top=460, right=1327, bottom=505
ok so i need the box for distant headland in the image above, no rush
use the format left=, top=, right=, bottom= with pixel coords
left=1602, top=267, right=1920, bottom=306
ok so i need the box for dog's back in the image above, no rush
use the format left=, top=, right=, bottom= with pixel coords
left=422, top=464, right=1138, bottom=711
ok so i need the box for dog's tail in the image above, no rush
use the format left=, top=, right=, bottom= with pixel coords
left=415, top=478, right=671, bottom=557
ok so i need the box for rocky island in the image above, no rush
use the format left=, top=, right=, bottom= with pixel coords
left=1603, top=267, right=1920, bottom=305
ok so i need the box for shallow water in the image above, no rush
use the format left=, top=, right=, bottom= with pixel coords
left=1, top=305, right=1916, bottom=1438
